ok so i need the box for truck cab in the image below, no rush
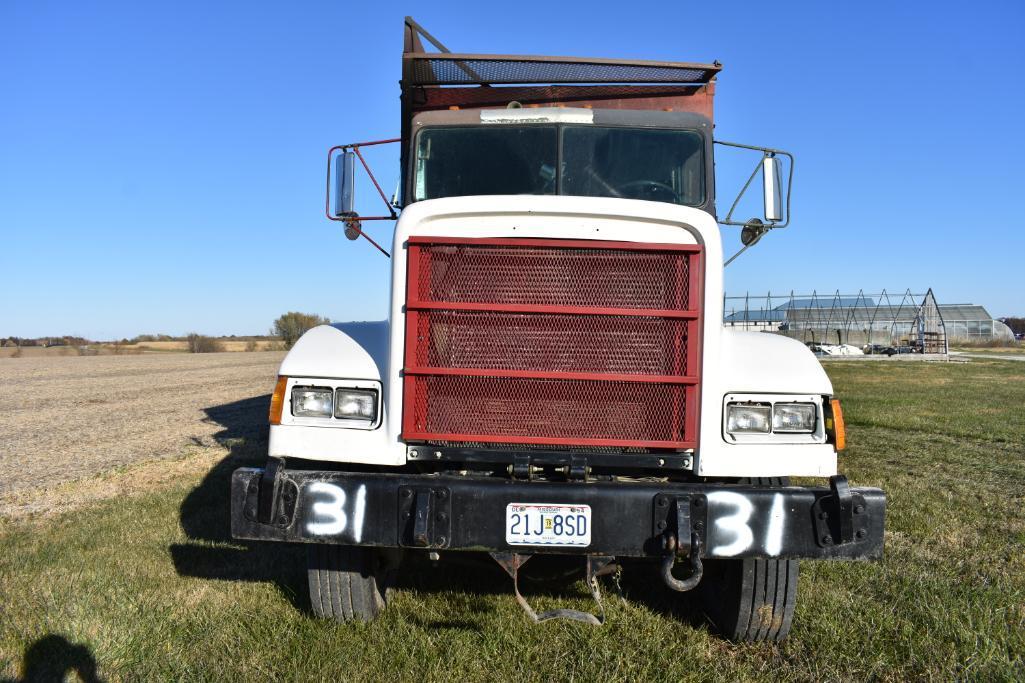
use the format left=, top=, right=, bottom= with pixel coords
left=230, top=18, right=885, bottom=642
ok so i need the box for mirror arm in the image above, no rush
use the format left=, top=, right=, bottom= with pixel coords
left=722, top=160, right=761, bottom=224
left=781, top=149, right=794, bottom=228
left=343, top=219, right=391, bottom=258
left=352, top=145, right=399, bottom=220
left=724, top=241, right=755, bottom=268
left=714, top=140, right=795, bottom=229
left=325, top=138, right=400, bottom=258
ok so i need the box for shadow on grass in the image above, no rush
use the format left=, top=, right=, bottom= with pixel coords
left=392, top=555, right=711, bottom=632
left=1, top=633, right=103, bottom=683
left=168, top=393, right=688, bottom=628
left=396, top=552, right=591, bottom=596
left=169, top=394, right=306, bottom=611
left=394, top=553, right=610, bottom=631
left=617, top=559, right=705, bottom=626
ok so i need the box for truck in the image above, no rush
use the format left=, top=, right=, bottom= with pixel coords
left=230, top=17, right=886, bottom=642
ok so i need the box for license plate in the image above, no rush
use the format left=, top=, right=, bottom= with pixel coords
left=505, top=503, right=591, bottom=547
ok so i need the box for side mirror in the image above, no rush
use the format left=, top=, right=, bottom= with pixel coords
left=762, top=155, right=783, bottom=223
left=324, top=139, right=399, bottom=257
left=333, top=150, right=356, bottom=218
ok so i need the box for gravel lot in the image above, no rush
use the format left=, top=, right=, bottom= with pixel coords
left=0, top=352, right=283, bottom=512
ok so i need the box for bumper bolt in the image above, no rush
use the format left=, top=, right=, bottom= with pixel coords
left=818, top=511, right=829, bottom=520
left=856, top=529, right=867, bottom=539
left=854, top=504, right=865, bottom=514
left=822, top=535, right=833, bottom=545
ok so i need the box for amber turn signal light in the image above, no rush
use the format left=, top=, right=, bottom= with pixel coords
left=269, top=376, right=288, bottom=425
left=825, top=398, right=846, bottom=451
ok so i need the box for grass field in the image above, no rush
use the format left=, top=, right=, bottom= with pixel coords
left=1, top=361, right=1023, bottom=680
left=949, top=340, right=1024, bottom=353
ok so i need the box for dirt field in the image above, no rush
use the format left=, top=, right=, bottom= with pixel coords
left=0, top=352, right=284, bottom=518
left=0, top=340, right=281, bottom=358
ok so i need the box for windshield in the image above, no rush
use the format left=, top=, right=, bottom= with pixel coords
left=413, top=125, right=705, bottom=206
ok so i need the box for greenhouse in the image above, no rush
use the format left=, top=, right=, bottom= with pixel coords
left=939, top=304, right=1014, bottom=340
left=723, top=289, right=1012, bottom=350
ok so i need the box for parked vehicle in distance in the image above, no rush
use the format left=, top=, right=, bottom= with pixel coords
left=229, top=17, right=886, bottom=642
left=810, top=343, right=865, bottom=357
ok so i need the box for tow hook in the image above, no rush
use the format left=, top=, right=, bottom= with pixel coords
left=662, top=532, right=704, bottom=592
left=658, top=494, right=705, bottom=592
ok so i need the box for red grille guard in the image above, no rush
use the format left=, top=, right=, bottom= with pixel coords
left=401, top=237, right=703, bottom=450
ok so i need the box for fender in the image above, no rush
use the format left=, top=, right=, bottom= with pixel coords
left=695, top=329, right=837, bottom=478
left=279, top=322, right=388, bottom=381
left=718, top=330, right=832, bottom=395
left=270, top=322, right=405, bottom=466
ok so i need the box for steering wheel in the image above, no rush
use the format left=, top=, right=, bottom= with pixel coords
left=613, top=180, right=682, bottom=204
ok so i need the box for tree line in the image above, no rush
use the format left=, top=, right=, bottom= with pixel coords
left=5, top=312, right=334, bottom=353
left=998, top=317, right=1024, bottom=336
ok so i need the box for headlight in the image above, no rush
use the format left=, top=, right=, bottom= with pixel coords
left=723, top=395, right=824, bottom=442
left=279, top=378, right=382, bottom=429
left=772, top=403, right=817, bottom=433
left=292, top=386, right=333, bottom=418
left=334, top=388, right=378, bottom=422
left=726, top=403, right=771, bottom=433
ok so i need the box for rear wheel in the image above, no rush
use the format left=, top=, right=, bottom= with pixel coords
left=307, top=544, right=393, bottom=622
left=695, top=477, right=799, bottom=642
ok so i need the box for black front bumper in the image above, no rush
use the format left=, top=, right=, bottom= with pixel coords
left=231, top=466, right=885, bottom=561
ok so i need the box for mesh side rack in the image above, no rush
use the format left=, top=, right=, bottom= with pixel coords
left=404, top=53, right=721, bottom=87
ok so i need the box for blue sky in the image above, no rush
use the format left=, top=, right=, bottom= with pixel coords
left=2, top=1, right=1022, bottom=339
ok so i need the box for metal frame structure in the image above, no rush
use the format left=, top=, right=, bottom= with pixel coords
left=399, top=16, right=721, bottom=206
left=723, top=289, right=949, bottom=352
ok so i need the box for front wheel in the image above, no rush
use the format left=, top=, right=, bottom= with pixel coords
left=307, top=544, right=392, bottom=622
left=695, top=477, right=799, bottom=642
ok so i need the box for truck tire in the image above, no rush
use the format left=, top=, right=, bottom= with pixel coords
left=307, top=544, right=389, bottom=622
left=696, top=476, right=799, bottom=642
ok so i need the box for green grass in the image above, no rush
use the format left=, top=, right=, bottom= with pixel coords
left=2, top=361, right=1024, bottom=680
